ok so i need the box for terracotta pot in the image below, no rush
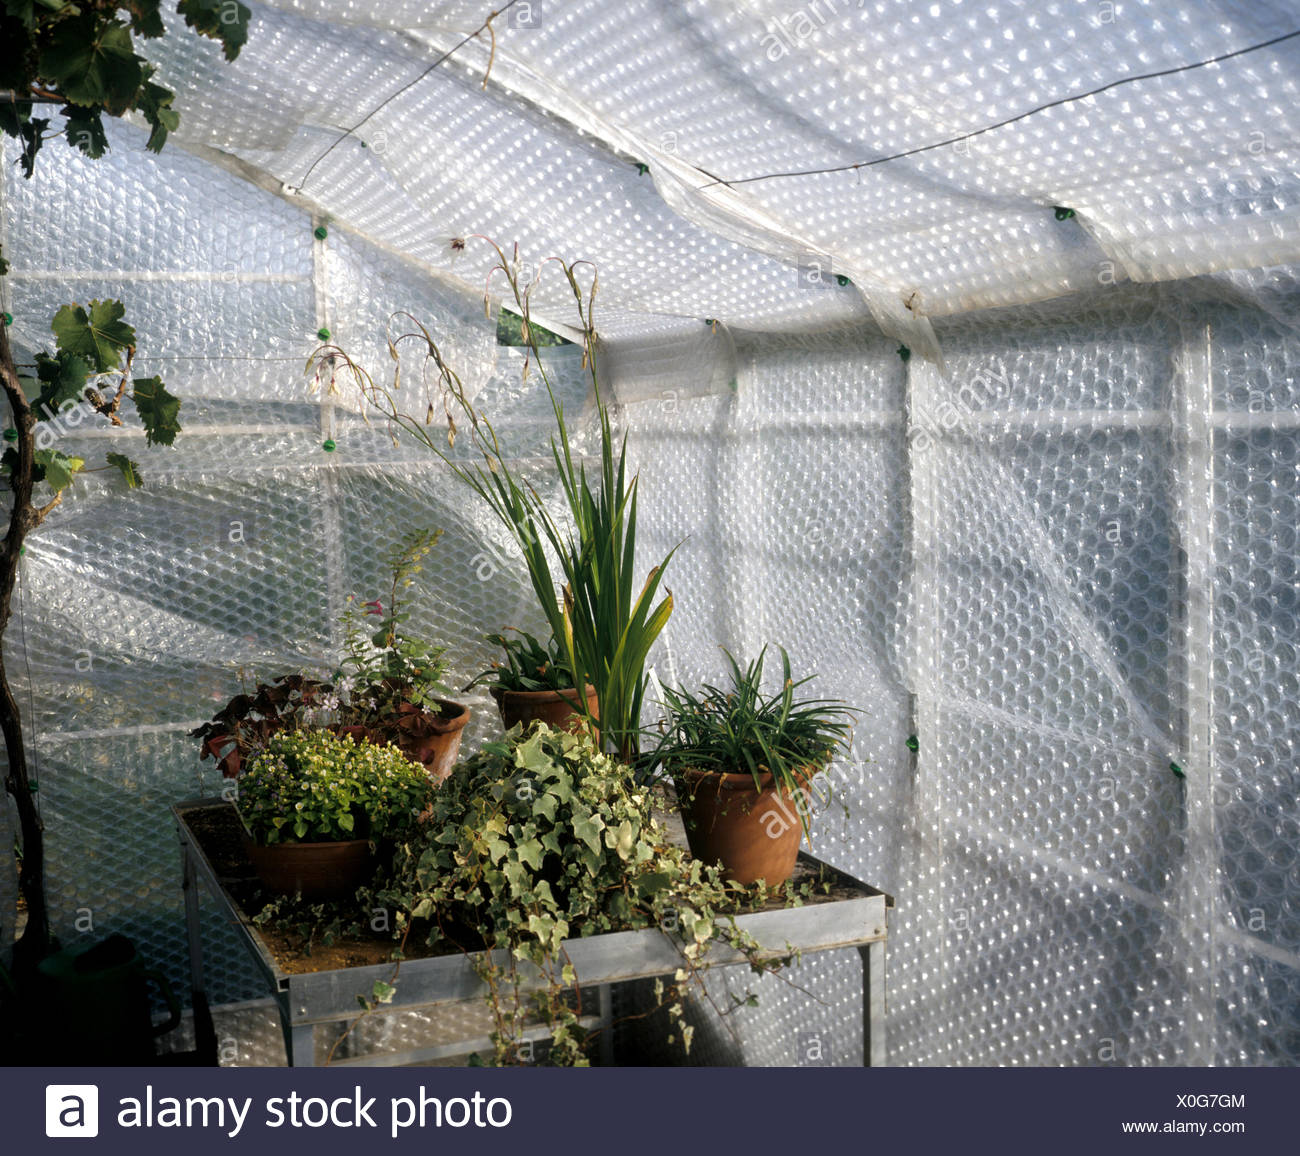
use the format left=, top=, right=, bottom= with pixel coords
left=242, top=833, right=375, bottom=901
left=338, top=697, right=471, bottom=783
left=677, top=767, right=812, bottom=886
left=490, top=684, right=599, bottom=735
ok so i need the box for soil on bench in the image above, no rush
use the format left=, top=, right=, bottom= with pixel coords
left=177, top=800, right=873, bottom=977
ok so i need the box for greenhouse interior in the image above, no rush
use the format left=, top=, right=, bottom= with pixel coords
left=0, top=0, right=1297, bottom=1071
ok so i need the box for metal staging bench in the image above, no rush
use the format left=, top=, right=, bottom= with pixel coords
left=173, top=798, right=891, bottom=1067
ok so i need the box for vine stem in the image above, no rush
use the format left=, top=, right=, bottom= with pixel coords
left=0, top=317, right=51, bottom=972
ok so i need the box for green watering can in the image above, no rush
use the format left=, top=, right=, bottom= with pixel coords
left=34, top=934, right=181, bottom=1064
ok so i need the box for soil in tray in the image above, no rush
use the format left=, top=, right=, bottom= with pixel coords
left=177, top=800, right=868, bottom=976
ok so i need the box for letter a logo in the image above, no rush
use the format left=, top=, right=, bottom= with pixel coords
left=46, top=1085, right=99, bottom=1137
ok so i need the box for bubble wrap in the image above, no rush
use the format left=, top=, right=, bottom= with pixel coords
left=3, top=2, right=1300, bottom=1068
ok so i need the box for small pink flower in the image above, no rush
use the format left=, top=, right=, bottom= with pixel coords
left=363, top=600, right=384, bottom=616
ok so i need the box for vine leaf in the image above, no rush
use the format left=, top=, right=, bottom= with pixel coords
left=38, top=14, right=143, bottom=115
left=125, top=0, right=166, bottom=39
left=131, top=376, right=182, bottom=446
left=178, top=0, right=251, bottom=61
left=105, top=452, right=142, bottom=489
left=33, top=350, right=93, bottom=416
left=33, top=448, right=85, bottom=493
left=136, top=76, right=179, bottom=152
left=63, top=105, right=109, bottom=159
left=52, top=299, right=134, bottom=372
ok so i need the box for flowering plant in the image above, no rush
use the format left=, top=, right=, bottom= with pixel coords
left=236, top=730, right=436, bottom=846
left=337, top=527, right=451, bottom=718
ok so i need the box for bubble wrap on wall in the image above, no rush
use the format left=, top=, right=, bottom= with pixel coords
left=620, top=279, right=1300, bottom=1067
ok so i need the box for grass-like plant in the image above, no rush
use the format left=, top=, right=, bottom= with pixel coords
left=643, top=646, right=857, bottom=833
left=308, top=243, right=673, bottom=762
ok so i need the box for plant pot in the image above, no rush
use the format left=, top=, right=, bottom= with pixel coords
left=490, top=684, right=599, bottom=735
left=677, top=767, right=811, bottom=886
left=242, top=833, right=375, bottom=901
left=338, top=697, right=471, bottom=783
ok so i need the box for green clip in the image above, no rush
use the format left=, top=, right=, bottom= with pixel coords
left=1169, top=761, right=1185, bottom=779
left=3, top=428, right=17, bottom=442
left=322, top=439, right=337, bottom=453
left=313, top=225, right=329, bottom=241
left=1053, top=206, right=1075, bottom=221
left=906, top=735, right=919, bottom=753
left=28, top=780, right=38, bottom=793
left=704, top=318, right=717, bottom=327
left=897, top=344, right=911, bottom=363
left=316, top=327, right=331, bottom=341
left=635, top=163, right=649, bottom=176
left=1, top=313, right=11, bottom=327
left=836, top=274, right=851, bottom=287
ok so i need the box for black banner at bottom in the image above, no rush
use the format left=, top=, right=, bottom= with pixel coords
left=7, top=1066, right=1290, bottom=1153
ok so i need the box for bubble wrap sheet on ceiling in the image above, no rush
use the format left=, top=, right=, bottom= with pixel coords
left=133, top=0, right=1300, bottom=346
left=1, top=0, right=1299, bottom=1067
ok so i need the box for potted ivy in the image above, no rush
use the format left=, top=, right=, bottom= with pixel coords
left=643, top=646, right=857, bottom=886
left=465, top=629, right=599, bottom=735
left=236, top=729, right=435, bottom=902
left=378, top=723, right=758, bottom=1065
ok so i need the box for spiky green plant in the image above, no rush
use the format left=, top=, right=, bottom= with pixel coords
left=643, top=646, right=857, bottom=835
left=308, top=243, right=673, bottom=762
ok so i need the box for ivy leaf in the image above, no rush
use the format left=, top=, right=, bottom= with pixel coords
left=52, top=300, right=134, bottom=372
left=105, top=452, right=143, bottom=489
left=178, top=0, right=251, bottom=62
left=131, top=376, right=181, bottom=445
left=33, top=350, right=92, bottom=416
left=4, top=1, right=34, bottom=31
left=516, top=837, right=544, bottom=872
left=608, top=818, right=636, bottom=862
left=33, top=448, right=84, bottom=493
left=38, top=15, right=144, bottom=115
left=572, top=810, right=605, bottom=853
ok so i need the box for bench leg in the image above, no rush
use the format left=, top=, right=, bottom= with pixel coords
left=859, top=940, right=887, bottom=1067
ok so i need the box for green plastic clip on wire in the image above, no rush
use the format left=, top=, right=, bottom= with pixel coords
left=635, top=163, right=649, bottom=176
left=1, top=313, right=11, bottom=326
left=836, top=274, right=851, bottom=287
left=3, top=428, right=17, bottom=442
left=322, top=439, right=336, bottom=453
left=906, top=735, right=919, bottom=753
left=1053, top=206, right=1076, bottom=220
left=1169, top=761, right=1185, bottom=779
left=898, top=344, right=911, bottom=363
left=317, top=327, right=331, bottom=341
left=314, top=225, right=329, bottom=240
